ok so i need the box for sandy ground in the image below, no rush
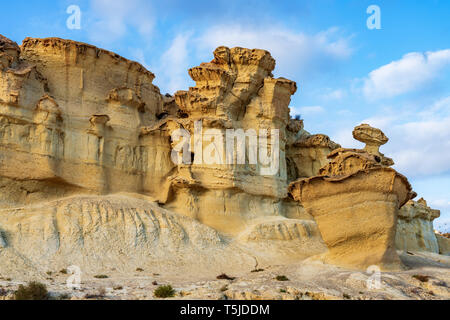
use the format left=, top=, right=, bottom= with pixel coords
left=1, top=251, right=448, bottom=300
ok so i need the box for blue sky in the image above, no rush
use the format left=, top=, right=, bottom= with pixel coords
left=1, top=0, right=450, bottom=231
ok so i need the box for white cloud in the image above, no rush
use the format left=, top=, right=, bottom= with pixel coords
left=195, top=25, right=354, bottom=78
left=129, top=48, right=150, bottom=69
left=363, top=49, right=450, bottom=99
left=322, top=89, right=346, bottom=100
left=332, top=96, right=450, bottom=177
left=332, top=128, right=361, bottom=149
left=430, top=199, right=450, bottom=208
left=434, top=218, right=450, bottom=233
left=296, top=106, right=325, bottom=116
left=348, top=97, right=450, bottom=177
left=88, top=0, right=155, bottom=44
left=151, top=25, right=353, bottom=94
left=387, top=118, right=450, bottom=176
left=360, top=115, right=397, bottom=129
left=154, top=33, right=193, bottom=94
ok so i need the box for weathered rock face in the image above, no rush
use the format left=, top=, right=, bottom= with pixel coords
left=0, top=35, right=331, bottom=275
left=0, top=35, right=447, bottom=277
left=0, top=194, right=260, bottom=277
left=287, top=130, right=341, bottom=180
left=160, top=46, right=307, bottom=234
left=395, top=198, right=440, bottom=253
left=289, top=125, right=415, bottom=270
left=0, top=37, right=171, bottom=208
left=436, top=234, right=450, bottom=256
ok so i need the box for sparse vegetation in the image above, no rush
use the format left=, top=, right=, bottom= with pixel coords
left=136, top=268, right=144, bottom=272
left=280, top=289, right=287, bottom=293
left=113, top=286, right=123, bottom=291
left=14, top=281, right=48, bottom=300
left=94, top=274, right=109, bottom=279
left=98, top=287, right=107, bottom=296
left=220, top=285, right=228, bottom=292
left=0, top=286, right=8, bottom=297
left=58, top=293, right=71, bottom=300
left=217, top=274, right=236, bottom=280
left=275, top=275, right=289, bottom=281
left=154, top=285, right=176, bottom=298
left=59, top=269, right=67, bottom=274
left=179, top=291, right=187, bottom=297
left=46, top=271, right=52, bottom=276
left=413, top=274, right=430, bottom=282
left=85, top=287, right=106, bottom=299
left=433, top=280, right=447, bottom=287
left=251, top=269, right=265, bottom=273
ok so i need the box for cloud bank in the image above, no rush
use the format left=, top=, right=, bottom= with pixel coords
left=363, top=49, right=450, bottom=99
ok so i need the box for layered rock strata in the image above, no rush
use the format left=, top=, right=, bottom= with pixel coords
left=0, top=34, right=447, bottom=276
left=289, top=125, right=415, bottom=270
left=395, top=198, right=440, bottom=253
left=0, top=35, right=332, bottom=274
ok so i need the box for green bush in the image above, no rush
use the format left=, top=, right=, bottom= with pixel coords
left=14, top=282, right=49, bottom=300
left=216, top=274, right=236, bottom=280
left=154, top=285, right=176, bottom=298
left=275, top=275, right=289, bottom=281
left=413, top=274, right=430, bottom=282
left=94, top=275, right=109, bottom=279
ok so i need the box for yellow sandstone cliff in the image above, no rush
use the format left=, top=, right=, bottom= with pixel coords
left=0, top=35, right=447, bottom=278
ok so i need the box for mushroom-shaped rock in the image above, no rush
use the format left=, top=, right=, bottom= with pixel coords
left=353, top=124, right=388, bottom=156
left=289, top=167, right=414, bottom=271
left=289, top=125, right=416, bottom=270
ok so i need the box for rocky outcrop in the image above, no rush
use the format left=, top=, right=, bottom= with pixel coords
left=0, top=194, right=258, bottom=277
left=289, top=125, right=415, bottom=270
left=0, top=34, right=447, bottom=278
left=395, top=198, right=440, bottom=253
left=352, top=124, right=394, bottom=166
left=0, top=35, right=328, bottom=275
left=0, top=37, right=170, bottom=208
left=436, top=234, right=450, bottom=255
left=287, top=129, right=341, bottom=180
left=160, top=46, right=305, bottom=234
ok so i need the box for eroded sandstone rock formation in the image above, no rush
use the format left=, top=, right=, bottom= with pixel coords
left=395, top=198, right=440, bottom=253
left=436, top=234, right=450, bottom=255
left=289, top=125, right=415, bottom=270
left=0, top=35, right=447, bottom=276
